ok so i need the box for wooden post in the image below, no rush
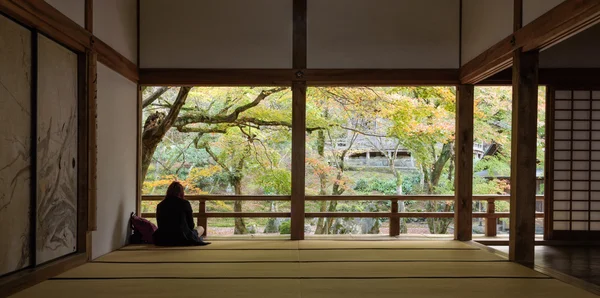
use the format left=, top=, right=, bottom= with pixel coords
left=509, top=49, right=539, bottom=265
left=198, top=200, right=207, bottom=237
left=291, top=82, right=306, bottom=240
left=454, top=85, right=474, bottom=241
left=87, top=49, right=97, bottom=232
left=291, top=0, right=306, bottom=240
left=486, top=199, right=497, bottom=237
left=390, top=199, right=399, bottom=236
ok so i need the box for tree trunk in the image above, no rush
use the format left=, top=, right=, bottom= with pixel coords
left=141, top=87, right=191, bottom=183
left=314, top=128, right=328, bottom=234
left=233, top=178, right=248, bottom=234
left=430, top=142, right=453, bottom=191
left=314, top=201, right=328, bottom=234
left=324, top=200, right=338, bottom=234
left=424, top=142, right=454, bottom=234
left=264, top=201, right=280, bottom=233
left=391, top=160, right=407, bottom=233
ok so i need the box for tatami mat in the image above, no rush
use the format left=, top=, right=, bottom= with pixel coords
left=55, top=261, right=546, bottom=279
left=12, top=278, right=598, bottom=298
left=298, top=249, right=504, bottom=262
left=97, top=248, right=502, bottom=263
left=120, top=240, right=477, bottom=251
left=297, top=240, right=477, bottom=250
left=11, top=240, right=598, bottom=298
left=96, top=249, right=299, bottom=263
left=121, top=241, right=298, bottom=250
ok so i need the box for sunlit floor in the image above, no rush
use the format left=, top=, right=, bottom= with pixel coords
left=12, top=240, right=598, bottom=298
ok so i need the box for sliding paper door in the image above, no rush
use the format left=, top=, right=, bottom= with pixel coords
left=36, top=35, right=78, bottom=264
left=0, top=14, right=32, bottom=276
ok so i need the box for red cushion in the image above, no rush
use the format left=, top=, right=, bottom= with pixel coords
left=131, top=214, right=158, bottom=244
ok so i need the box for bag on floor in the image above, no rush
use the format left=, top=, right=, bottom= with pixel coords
left=129, top=212, right=157, bottom=244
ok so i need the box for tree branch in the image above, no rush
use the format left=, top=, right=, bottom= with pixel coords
left=142, top=87, right=170, bottom=109
left=174, top=87, right=287, bottom=127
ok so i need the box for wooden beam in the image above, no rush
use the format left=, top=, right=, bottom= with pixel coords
left=139, top=69, right=294, bottom=86
left=518, top=0, right=600, bottom=52
left=460, top=0, right=600, bottom=84
left=481, top=68, right=600, bottom=86
left=303, top=69, right=460, bottom=86
left=509, top=49, right=539, bottom=265
left=139, top=68, right=459, bottom=86
left=454, top=85, right=474, bottom=241
left=0, top=0, right=91, bottom=51
left=0, top=0, right=139, bottom=83
left=94, top=37, right=138, bottom=82
left=291, top=81, right=306, bottom=240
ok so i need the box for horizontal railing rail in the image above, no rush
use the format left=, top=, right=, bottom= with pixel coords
left=140, top=195, right=545, bottom=237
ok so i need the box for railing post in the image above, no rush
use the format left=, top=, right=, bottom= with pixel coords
left=198, top=199, right=207, bottom=237
left=390, top=199, right=399, bottom=236
left=486, top=199, right=497, bottom=237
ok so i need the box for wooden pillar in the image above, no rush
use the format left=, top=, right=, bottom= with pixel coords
left=291, top=82, right=306, bottom=240
left=291, top=0, right=306, bottom=240
left=454, top=85, right=474, bottom=241
left=509, top=49, right=539, bottom=264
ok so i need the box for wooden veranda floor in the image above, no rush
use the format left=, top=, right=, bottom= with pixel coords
left=11, top=240, right=598, bottom=297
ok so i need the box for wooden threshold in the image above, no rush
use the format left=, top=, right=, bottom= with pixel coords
left=0, top=253, right=87, bottom=297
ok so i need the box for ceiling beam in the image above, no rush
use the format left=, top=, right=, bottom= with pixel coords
left=460, top=0, right=600, bottom=84
left=0, top=0, right=138, bottom=82
left=138, top=68, right=460, bottom=86
left=480, top=68, right=600, bottom=87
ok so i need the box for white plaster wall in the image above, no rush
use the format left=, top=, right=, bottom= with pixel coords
left=45, top=0, right=85, bottom=27
left=92, top=63, right=137, bottom=259
left=140, top=0, right=292, bottom=68
left=523, top=0, right=565, bottom=25
left=461, top=0, right=513, bottom=65
left=307, top=0, right=459, bottom=69
left=94, top=0, right=137, bottom=64
left=540, top=24, right=600, bottom=68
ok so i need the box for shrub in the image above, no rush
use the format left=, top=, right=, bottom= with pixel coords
left=279, top=220, right=291, bottom=234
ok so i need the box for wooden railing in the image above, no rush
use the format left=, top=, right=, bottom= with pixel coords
left=140, top=195, right=545, bottom=237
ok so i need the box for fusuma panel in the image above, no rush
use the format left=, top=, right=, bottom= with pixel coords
left=307, top=0, right=460, bottom=69
left=0, top=15, right=32, bottom=276
left=36, top=35, right=78, bottom=264
left=551, top=90, right=600, bottom=237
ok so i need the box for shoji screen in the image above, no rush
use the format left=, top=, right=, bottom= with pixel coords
left=550, top=89, right=600, bottom=239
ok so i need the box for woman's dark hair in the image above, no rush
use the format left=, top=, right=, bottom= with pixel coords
left=166, top=181, right=185, bottom=199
